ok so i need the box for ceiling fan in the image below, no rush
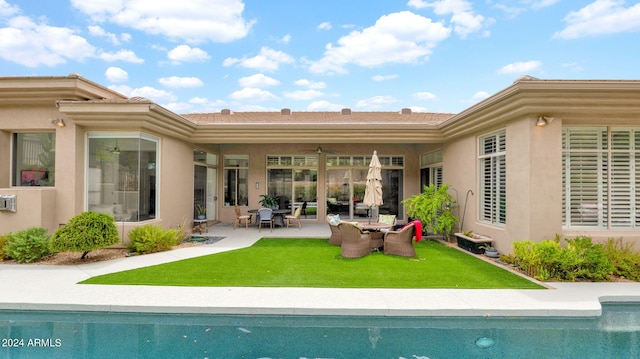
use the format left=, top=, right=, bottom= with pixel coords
left=303, top=145, right=337, bottom=154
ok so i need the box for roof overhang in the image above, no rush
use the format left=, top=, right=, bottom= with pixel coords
left=440, top=78, right=640, bottom=140
left=0, top=74, right=126, bottom=106
left=57, top=100, right=196, bottom=141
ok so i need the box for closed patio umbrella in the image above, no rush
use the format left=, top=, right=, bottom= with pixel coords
left=363, top=150, right=383, bottom=223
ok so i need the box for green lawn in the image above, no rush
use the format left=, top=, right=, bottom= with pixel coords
left=81, top=238, right=543, bottom=289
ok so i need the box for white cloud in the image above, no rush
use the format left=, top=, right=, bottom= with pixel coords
left=354, top=95, right=399, bottom=110
left=229, top=87, right=279, bottom=102
left=497, top=60, right=541, bottom=75
left=307, top=100, right=345, bottom=111
left=407, top=0, right=492, bottom=38
left=0, top=16, right=96, bottom=67
left=317, top=21, right=332, bottom=30
left=562, top=62, right=585, bottom=72
left=283, top=90, right=324, bottom=100
left=471, top=91, right=490, bottom=102
left=527, top=0, right=560, bottom=8
left=223, top=46, right=295, bottom=71
left=372, top=74, right=398, bottom=81
left=0, top=0, right=19, bottom=17
left=553, top=0, right=640, bottom=39
left=130, top=86, right=177, bottom=103
left=70, top=0, right=255, bottom=43
left=110, top=84, right=177, bottom=103
left=413, top=91, right=438, bottom=101
left=159, top=76, right=204, bottom=88
left=164, top=102, right=194, bottom=113
left=99, top=49, right=144, bottom=63
left=238, top=73, right=280, bottom=88
left=105, top=67, right=128, bottom=82
left=167, top=45, right=210, bottom=63
left=408, top=105, right=429, bottom=112
left=309, top=11, right=451, bottom=74
left=294, top=79, right=326, bottom=89
left=280, top=34, right=291, bottom=44
left=88, top=25, right=121, bottom=45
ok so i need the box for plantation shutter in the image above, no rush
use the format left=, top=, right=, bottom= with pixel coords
left=433, top=167, right=443, bottom=187
left=479, top=130, right=506, bottom=225
left=610, top=128, right=639, bottom=228
left=563, top=127, right=607, bottom=228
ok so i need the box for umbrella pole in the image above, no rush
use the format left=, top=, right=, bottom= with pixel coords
left=369, top=206, right=372, bottom=224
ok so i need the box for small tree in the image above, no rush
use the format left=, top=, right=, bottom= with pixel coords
left=403, top=183, right=458, bottom=240
left=51, top=211, right=119, bottom=260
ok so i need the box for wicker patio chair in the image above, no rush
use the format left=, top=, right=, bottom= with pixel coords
left=383, top=222, right=417, bottom=257
left=327, top=214, right=342, bottom=245
left=338, top=222, right=372, bottom=258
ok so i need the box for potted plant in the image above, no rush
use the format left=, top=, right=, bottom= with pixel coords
left=480, top=244, right=499, bottom=258
left=402, top=183, right=458, bottom=241
left=195, top=204, right=206, bottom=220
left=259, top=194, right=278, bottom=209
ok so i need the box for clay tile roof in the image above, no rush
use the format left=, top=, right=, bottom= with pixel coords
left=181, top=111, right=455, bottom=125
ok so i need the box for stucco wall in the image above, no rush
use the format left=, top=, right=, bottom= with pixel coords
left=0, top=188, right=57, bottom=233
left=157, top=136, right=194, bottom=231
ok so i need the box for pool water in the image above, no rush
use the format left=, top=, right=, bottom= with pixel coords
left=1, top=303, right=638, bottom=358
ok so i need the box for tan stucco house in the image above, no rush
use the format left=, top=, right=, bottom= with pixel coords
left=2, top=74, right=640, bottom=253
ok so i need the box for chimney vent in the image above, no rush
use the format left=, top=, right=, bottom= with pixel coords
left=401, top=108, right=412, bottom=115
left=281, top=108, right=291, bottom=115
left=221, top=109, right=231, bottom=115
left=341, top=108, right=351, bottom=115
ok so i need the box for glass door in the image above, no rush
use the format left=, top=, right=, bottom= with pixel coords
left=326, top=168, right=367, bottom=219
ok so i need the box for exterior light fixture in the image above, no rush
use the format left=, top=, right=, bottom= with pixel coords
left=536, top=116, right=554, bottom=127
left=51, top=118, right=65, bottom=128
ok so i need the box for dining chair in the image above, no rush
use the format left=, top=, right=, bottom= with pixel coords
left=285, top=206, right=302, bottom=229
left=234, top=205, right=252, bottom=229
left=257, top=208, right=274, bottom=232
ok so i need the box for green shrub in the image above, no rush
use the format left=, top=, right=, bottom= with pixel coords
left=0, top=234, right=8, bottom=260
left=513, top=235, right=621, bottom=282
left=51, top=211, right=119, bottom=260
left=513, top=239, right=563, bottom=281
left=564, top=236, right=613, bottom=281
left=127, top=224, right=181, bottom=255
left=3, top=227, right=51, bottom=263
left=605, top=238, right=640, bottom=281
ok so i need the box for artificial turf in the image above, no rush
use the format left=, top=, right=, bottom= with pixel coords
left=80, top=238, right=544, bottom=289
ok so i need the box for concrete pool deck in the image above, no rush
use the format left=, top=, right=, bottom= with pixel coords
left=1, top=222, right=639, bottom=317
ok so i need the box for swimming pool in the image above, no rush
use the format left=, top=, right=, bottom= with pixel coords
left=1, top=303, right=638, bottom=358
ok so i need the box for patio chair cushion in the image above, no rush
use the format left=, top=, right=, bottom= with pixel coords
left=378, top=214, right=396, bottom=225
left=327, top=214, right=341, bottom=225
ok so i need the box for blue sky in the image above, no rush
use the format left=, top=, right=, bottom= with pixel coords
left=1, top=0, right=639, bottom=114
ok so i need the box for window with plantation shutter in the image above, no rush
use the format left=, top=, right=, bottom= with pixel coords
left=563, top=127, right=640, bottom=229
left=479, top=130, right=506, bottom=225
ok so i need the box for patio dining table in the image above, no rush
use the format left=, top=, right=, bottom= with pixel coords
left=248, top=208, right=291, bottom=227
left=357, top=222, right=392, bottom=250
